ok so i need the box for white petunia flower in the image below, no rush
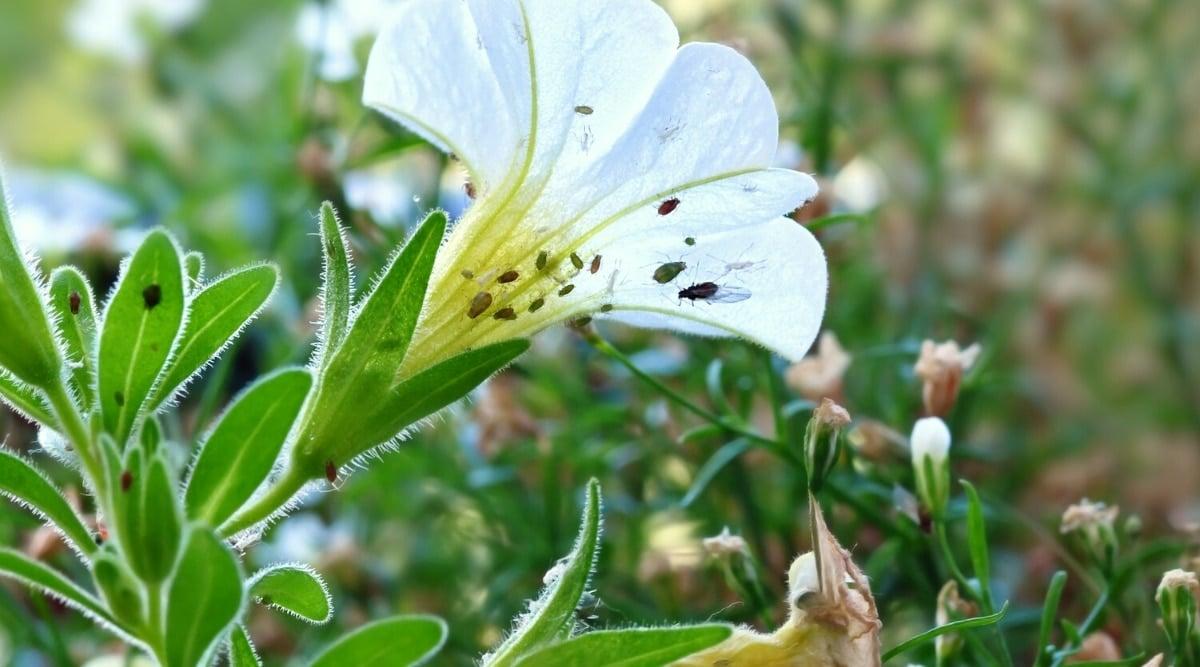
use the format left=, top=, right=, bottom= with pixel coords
left=363, top=0, right=826, bottom=371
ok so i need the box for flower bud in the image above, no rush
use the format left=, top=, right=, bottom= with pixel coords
left=1060, top=499, right=1119, bottom=574
left=910, top=417, right=951, bottom=519
left=1157, top=569, right=1200, bottom=655
left=914, top=339, right=980, bottom=417
left=935, top=580, right=977, bottom=663
left=803, top=398, right=850, bottom=493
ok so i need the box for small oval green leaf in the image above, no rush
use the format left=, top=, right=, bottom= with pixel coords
left=164, top=527, right=245, bottom=667
left=513, top=625, right=734, bottom=667
left=309, top=615, right=447, bottom=667
left=484, top=479, right=602, bottom=667
left=316, top=202, right=354, bottom=366
left=97, top=229, right=185, bottom=444
left=0, top=450, right=96, bottom=556
left=185, top=368, right=312, bottom=526
left=48, top=266, right=99, bottom=407
left=248, top=563, right=332, bottom=624
left=115, top=449, right=183, bottom=582
left=152, top=263, right=279, bottom=408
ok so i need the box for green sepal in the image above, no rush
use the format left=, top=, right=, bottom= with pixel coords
left=91, top=546, right=145, bottom=627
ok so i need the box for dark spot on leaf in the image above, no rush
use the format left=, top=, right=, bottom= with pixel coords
left=658, top=198, right=680, bottom=216
left=529, top=298, right=545, bottom=313
left=114, top=391, right=125, bottom=406
left=590, top=255, right=602, bottom=274
left=498, top=270, right=519, bottom=283
left=261, top=595, right=273, bottom=606
left=570, top=252, right=584, bottom=270
left=142, top=284, right=162, bottom=309
left=325, top=461, right=338, bottom=483
left=120, top=470, right=133, bottom=492
left=69, top=292, right=81, bottom=315
left=468, top=291, right=493, bottom=318
left=493, top=307, right=517, bottom=321
left=558, top=284, right=575, bottom=296
left=95, top=535, right=104, bottom=545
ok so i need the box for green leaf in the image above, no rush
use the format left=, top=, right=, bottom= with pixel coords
left=484, top=479, right=603, bottom=667
left=305, top=339, right=529, bottom=471
left=317, top=202, right=354, bottom=366
left=0, top=450, right=96, bottom=556
left=681, top=439, right=750, bottom=508
left=184, top=251, right=205, bottom=287
left=185, top=368, right=312, bottom=526
left=0, top=548, right=120, bottom=633
left=248, top=563, right=331, bottom=624
left=0, top=371, right=55, bottom=427
left=164, top=527, right=245, bottom=667
left=296, top=211, right=451, bottom=471
left=0, top=169, right=61, bottom=389
left=48, top=266, right=99, bottom=407
left=309, top=615, right=447, bottom=667
left=513, top=625, right=733, bottom=667
left=91, top=546, right=144, bottom=626
left=961, top=480, right=993, bottom=609
left=114, top=449, right=183, bottom=582
left=151, top=263, right=279, bottom=408
left=881, top=601, right=1009, bottom=662
left=97, top=229, right=185, bottom=444
left=1035, top=571, right=1068, bottom=667
left=228, top=626, right=261, bottom=667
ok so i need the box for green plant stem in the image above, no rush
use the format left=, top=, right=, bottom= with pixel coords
left=44, top=379, right=105, bottom=501
left=144, top=579, right=166, bottom=664
left=218, top=465, right=311, bottom=538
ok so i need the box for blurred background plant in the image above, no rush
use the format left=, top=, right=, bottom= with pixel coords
left=0, top=0, right=1197, bottom=664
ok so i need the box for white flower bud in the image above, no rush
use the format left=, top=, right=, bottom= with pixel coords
left=911, top=417, right=952, bottom=519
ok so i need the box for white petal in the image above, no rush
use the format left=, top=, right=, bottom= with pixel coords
left=363, top=0, right=522, bottom=191
left=591, top=218, right=827, bottom=361
left=543, top=42, right=787, bottom=232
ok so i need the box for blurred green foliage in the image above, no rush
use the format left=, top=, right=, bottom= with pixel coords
left=0, top=0, right=1197, bottom=664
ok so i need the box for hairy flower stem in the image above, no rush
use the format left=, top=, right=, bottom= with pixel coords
left=218, top=465, right=311, bottom=538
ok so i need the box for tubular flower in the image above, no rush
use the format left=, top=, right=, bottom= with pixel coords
left=363, top=0, right=827, bottom=373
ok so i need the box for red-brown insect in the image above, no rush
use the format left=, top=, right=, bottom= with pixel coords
left=142, top=284, right=162, bottom=309
left=498, top=270, right=519, bottom=283
left=658, top=198, right=681, bottom=215
left=120, top=470, right=133, bottom=492
left=325, top=461, right=338, bottom=483
left=69, top=291, right=81, bottom=315
left=590, top=255, right=602, bottom=274
left=468, top=291, right=493, bottom=318
left=464, top=181, right=477, bottom=199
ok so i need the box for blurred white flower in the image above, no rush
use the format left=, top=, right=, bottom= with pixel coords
left=297, top=0, right=399, bottom=81
left=832, top=155, right=888, bottom=213
left=911, top=416, right=952, bottom=464
left=5, top=168, right=134, bottom=255
left=911, top=416, right=952, bottom=518
left=67, top=0, right=205, bottom=63
left=364, top=0, right=826, bottom=370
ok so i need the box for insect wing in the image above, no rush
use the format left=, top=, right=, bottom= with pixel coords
left=708, top=285, right=751, bottom=303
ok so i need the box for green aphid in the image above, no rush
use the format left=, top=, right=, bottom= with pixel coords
left=652, top=261, right=687, bottom=284
left=558, top=284, right=576, bottom=296
left=599, top=304, right=614, bottom=313
left=684, top=237, right=696, bottom=246
left=536, top=251, right=548, bottom=271
left=570, top=252, right=584, bottom=270
left=529, top=297, right=546, bottom=313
